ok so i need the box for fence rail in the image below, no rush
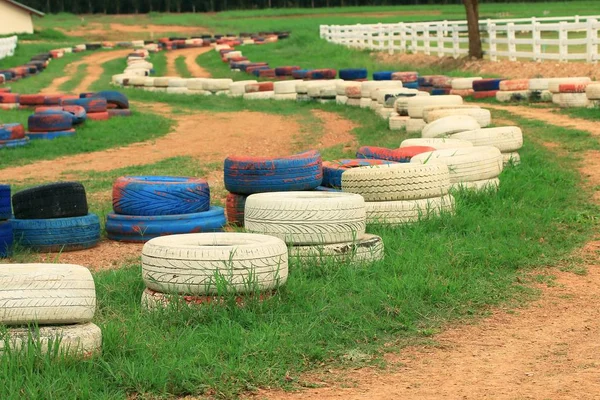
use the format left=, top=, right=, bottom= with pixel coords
left=320, top=15, right=600, bottom=63
left=0, top=36, right=18, bottom=61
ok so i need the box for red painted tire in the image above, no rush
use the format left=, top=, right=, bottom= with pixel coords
left=19, top=94, right=46, bottom=106
left=28, top=113, right=73, bottom=132
left=0, top=93, right=19, bottom=104
left=0, top=88, right=11, bottom=93
left=392, top=71, right=418, bottom=83
left=87, top=112, right=110, bottom=121
left=499, top=79, right=529, bottom=91
left=473, top=90, right=498, bottom=99
left=0, top=123, right=25, bottom=140
left=34, top=106, right=62, bottom=113
left=258, top=69, right=276, bottom=78
left=559, top=83, right=589, bottom=93
left=246, top=82, right=274, bottom=93
left=275, top=66, right=301, bottom=76
left=43, top=94, right=64, bottom=105
left=356, top=146, right=436, bottom=162
left=61, top=98, right=107, bottom=113
left=108, top=109, right=132, bottom=117
left=225, top=192, right=247, bottom=227
left=305, top=69, right=337, bottom=80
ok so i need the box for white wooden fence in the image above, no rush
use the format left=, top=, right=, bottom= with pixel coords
left=320, top=15, right=600, bottom=62
left=0, top=36, right=18, bottom=61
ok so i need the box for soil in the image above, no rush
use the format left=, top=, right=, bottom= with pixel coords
left=230, top=10, right=442, bottom=20
left=165, top=47, right=212, bottom=77
left=376, top=52, right=600, bottom=80
left=57, top=23, right=210, bottom=41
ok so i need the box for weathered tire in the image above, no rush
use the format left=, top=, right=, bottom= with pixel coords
left=0, top=263, right=96, bottom=325
left=0, top=185, right=10, bottom=219
left=499, top=79, right=529, bottom=91
left=93, top=90, right=129, bottom=109
left=141, top=288, right=273, bottom=309
left=322, top=159, right=397, bottom=189
left=424, top=108, right=491, bottom=127
left=105, top=206, right=226, bottom=243
left=28, top=113, right=73, bottom=133
left=224, top=151, right=322, bottom=194
left=0, top=220, right=12, bottom=257
left=12, top=182, right=88, bottom=220
left=406, top=118, right=427, bottom=134
left=389, top=116, right=410, bottom=130
left=27, top=129, right=76, bottom=140
left=141, top=232, right=288, bottom=295
left=0, top=123, right=24, bottom=140
left=365, top=194, right=455, bottom=225
left=502, top=152, right=521, bottom=166
left=400, top=138, right=473, bottom=150
left=553, top=93, right=590, bottom=108
left=339, top=68, right=367, bottom=80
left=451, top=177, right=500, bottom=191
left=108, top=109, right=132, bottom=117
left=356, top=146, right=435, bottom=163
left=87, top=112, right=110, bottom=121
left=496, top=90, right=531, bottom=102
left=60, top=97, right=107, bottom=113
left=472, top=79, right=504, bottom=91
left=585, top=83, right=600, bottom=100
left=289, top=234, right=384, bottom=266
left=407, top=95, right=463, bottom=118
left=341, top=163, right=451, bottom=201
left=0, top=138, right=29, bottom=148
left=0, top=323, right=102, bottom=358
left=421, top=116, right=480, bottom=138
left=548, top=77, right=591, bottom=93
left=11, top=213, right=101, bottom=252
left=244, top=192, right=366, bottom=245
left=226, top=192, right=247, bottom=227
left=411, top=146, right=503, bottom=184
left=451, top=126, right=523, bottom=152
left=112, top=176, right=210, bottom=216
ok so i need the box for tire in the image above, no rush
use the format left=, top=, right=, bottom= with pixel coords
left=411, top=146, right=503, bottom=184
left=341, top=163, right=450, bottom=201
left=275, top=66, right=301, bottom=76
left=365, top=194, right=455, bottom=225
left=496, top=90, right=531, bottom=102
left=0, top=323, right=102, bottom=358
left=322, top=159, right=398, bottom=189
left=499, top=79, right=529, bottom=91
left=246, top=82, right=274, bottom=93
left=339, top=68, right=367, bottom=80
left=306, top=69, right=337, bottom=80
left=204, top=79, right=233, bottom=91
left=224, top=151, right=322, bottom=194
left=93, top=91, right=129, bottom=109
left=108, top=109, right=132, bottom=117
left=373, top=71, right=393, bottom=81
left=451, top=177, right=500, bottom=191
left=244, top=192, right=366, bottom=245
left=421, top=116, right=480, bottom=138
left=502, top=152, right=521, bottom=166
left=226, top=192, right=247, bottom=227
left=0, top=138, right=29, bottom=148
left=548, top=77, right=591, bottom=93
left=0, top=123, right=25, bottom=140
left=585, top=83, right=600, bottom=100
left=19, top=94, right=46, bottom=106
left=106, top=206, right=226, bottom=243
left=424, top=108, right=491, bottom=127
left=289, top=234, right=384, bottom=266
left=27, top=129, right=76, bottom=140
left=140, top=288, right=273, bottom=309
left=391, top=71, right=418, bottom=83
left=406, top=118, right=427, bottom=134
left=12, top=182, right=88, bottom=219
left=0, top=93, right=20, bottom=104
left=356, top=146, right=434, bottom=163
left=389, top=116, right=410, bottom=130
left=451, top=126, right=523, bottom=152
left=87, top=112, right=110, bottom=121
left=473, top=90, right=498, bottom=99
left=243, top=91, right=274, bottom=100
left=0, top=263, right=96, bottom=325
left=0, top=184, right=10, bottom=219
left=28, top=113, right=73, bottom=132
left=113, top=176, right=210, bottom=216
left=554, top=93, right=590, bottom=108
left=472, top=79, right=504, bottom=91
left=529, top=78, right=549, bottom=91
left=60, top=98, right=107, bottom=113
left=407, top=95, right=462, bottom=118
left=0, top=220, right=12, bottom=257
left=141, top=232, right=288, bottom=295
left=400, top=138, right=473, bottom=150
left=273, top=81, right=296, bottom=94
left=313, top=185, right=342, bottom=192
left=451, top=77, right=482, bottom=90
left=11, top=213, right=101, bottom=252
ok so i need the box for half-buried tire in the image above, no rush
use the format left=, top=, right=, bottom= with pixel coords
left=12, top=182, right=88, bottom=219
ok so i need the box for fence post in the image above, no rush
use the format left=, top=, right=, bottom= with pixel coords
left=587, top=18, right=598, bottom=63
left=437, top=23, right=444, bottom=57
left=507, top=22, right=516, bottom=61
left=532, top=21, right=542, bottom=62
left=423, top=24, right=431, bottom=55
left=559, top=21, right=568, bottom=62
left=489, top=22, right=497, bottom=61
left=443, top=20, right=448, bottom=36
left=452, top=24, right=459, bottom=58
left=399, top=23, right=407, bottom=53
left=411, top=24, right=418, bottom=53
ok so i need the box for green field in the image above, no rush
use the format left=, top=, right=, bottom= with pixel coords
left=1, top=3, right=599, bottom=399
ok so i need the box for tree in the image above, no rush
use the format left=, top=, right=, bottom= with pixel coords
left=463, top=0, right=483, bottom=59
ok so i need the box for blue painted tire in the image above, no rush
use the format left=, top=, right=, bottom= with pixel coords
left=473, top=79, right=504, bottom=91
left=60, top=98, right=107, bottom=113
left=0, top=185, right=10, bottom=219
left=27, top=129, right=76, bottom=140
left=292, top=69, right=310, bottom=79
left=0, top=138, right=29, bottom=149
left=113, top=176, right=210, bottom=216
left=93, top=90, right=129, bottom=109
left=0, top=220, right=12, bottom=257
left=0, top=123, right=24, bottom=140
left=28, top=113, right=73, bottom=132
left=31, top=110, right=77, bottom=125
left=224, top=150, right=323, bottom=194
left=11, top=213, right=100, bottom=252
left=373, top=71, right=393, bottom=81
left=339, top=68, right=367, bottom=80
left=105, top=206, right=226, bottom=243
left=403, top=81, right=419, bottom=89
left=322, top=159, right=398, bottom=189
left=313, top=185, right=341, bottom=192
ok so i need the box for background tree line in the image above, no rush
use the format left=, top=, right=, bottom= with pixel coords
left=17, top=0, right=578, bottom=14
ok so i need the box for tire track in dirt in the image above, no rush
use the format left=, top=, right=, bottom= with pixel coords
left=41, top=49, right=132, bottom=94
left=165, top=47, right=212, bottom=77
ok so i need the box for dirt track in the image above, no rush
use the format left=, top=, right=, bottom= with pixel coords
left=165, top=47, right=212, bottom=77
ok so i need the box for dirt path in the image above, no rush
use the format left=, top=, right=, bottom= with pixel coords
left=41, top=49, right=131, bottom=94
left=58, top=22, right=210, bottom=41
left=165, top=47, right=212, bottom=77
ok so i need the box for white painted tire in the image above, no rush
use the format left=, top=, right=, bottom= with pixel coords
left=0, top=264, right=96, bottom=326
left=421, top=116, right=481, bottom=138
left=400, top=138, right=474, bottom=150
left=187, top=78, right=208, bottom=90
left=274, top=93, right=297, bottom=101
left=502, top=152, right=521, bottom=166
left=0, top=323, right=102, bottom=357
left=337, top=81, right=359, bottom=96
left=274, top=81, right=297, bottom=94
left=341, top=163, right=450, bottom=201
left=586, top=83, right=600, bottom=100
left=451, top=177, right=500, bottom=191
left=143, top=77, right=156, bottom=87
left=346, top=98, right=361, bottom=107
left=496, top=90, right=531, bottom=102
left=168, top=78, right=187, bottom=88
left=548, top=77, right=591, bottom=93
left=230, top=80, right=257, bottom=96
left=451, top=126, right=523, bottom=152
left=406, top=118, right=427, bottom=134
left=142, top=233, right=288, bottom=295
left=359, top=98, right=372, bottom=108
left=394, top=91, right=429, bottom=115
left=154, top=76, right=176, bottom=87
left=289, top=234, right=384, bottom=266
left=127, top=76, right=146, bottom=86
left=361, top=81, right=403, bottom=98
left=451, top=77, right=482, bottom=90
left=204, top=79, right=233, bottom=91
left=336, top=95, right=348, bottom=105
left=411, top=146, right=503, bottom=183
left=295, top=81, right=309, bottom=94
left=425, top=108, right=491, bottom=127
left=554, top=93, right=590, bottom=108
left=307, top=82, right=335, bottom=98
left=529, top=78, right=549, bottom=91
left=243, top=91, right=274, bottom=100
left=166, top=87, right=190, bottom=95
left=377, top=107, right=394, bottom=120
left=365, top=194, right=455, bottom=225
left=407, top=95, right=463, bottom=118
left=140, top=288, right=271, bottom=310
left=389, top=116, right=410, bottom=130
left=422, top=104, right=480, bottom=121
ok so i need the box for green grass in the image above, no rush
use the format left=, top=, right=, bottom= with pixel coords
left=560, top=106, right=600, bottom=121
left=58, top=63, right=87, bottom=93
left=175, top=55, right=192, bottom=78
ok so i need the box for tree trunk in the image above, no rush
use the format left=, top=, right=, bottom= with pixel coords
left=463, top=0, right=483, bottom=59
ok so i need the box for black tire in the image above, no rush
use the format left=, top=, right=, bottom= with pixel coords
left=0, top=184, right=11, bottom=219
left=12, top=182, right=88, bottom=219
left=0, top=220, right=12, bottom=257
left=11, top=214, right=100, bottom=252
